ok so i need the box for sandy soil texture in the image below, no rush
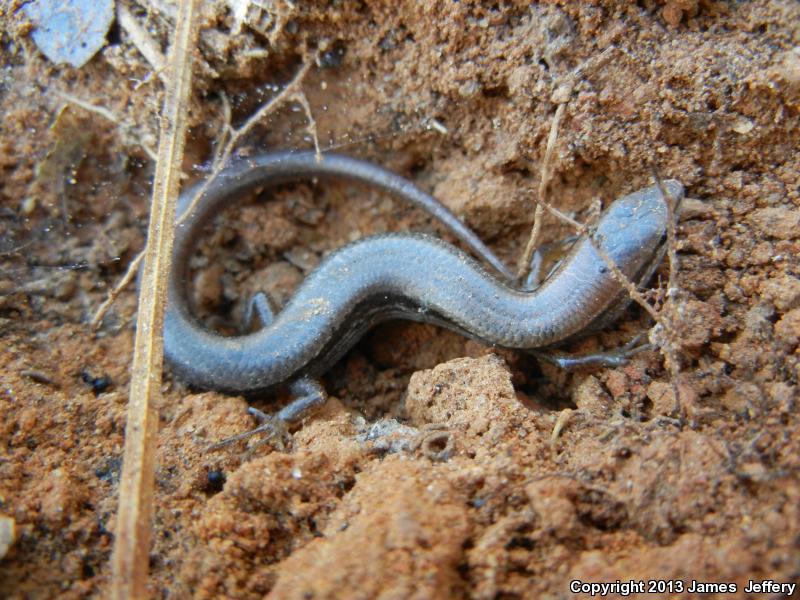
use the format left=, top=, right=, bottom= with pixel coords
left=1, top=1, right=799, bottom=598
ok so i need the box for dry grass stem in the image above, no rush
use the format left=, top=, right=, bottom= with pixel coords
left=117, top=0, right=168, bottom=76
left=517, top=102, right=566, bottom=279
left=110, top=0, right=200, bottom=597
left=648, top=168, right=686, bottom=418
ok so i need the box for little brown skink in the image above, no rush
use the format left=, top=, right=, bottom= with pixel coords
left=162, top=151, right=681, bottom=399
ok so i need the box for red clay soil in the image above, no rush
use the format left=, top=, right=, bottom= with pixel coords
left=1, top=1, right=799, bottom=598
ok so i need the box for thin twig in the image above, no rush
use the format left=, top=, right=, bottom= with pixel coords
left=524, top=190, right=583, bottom=230
left=531, top=163, right=687, bottom=419
left=90, top=252, right=144, bottom=328
left=291, top=90, right=322, bottom=161
left=526, top=193, right=662, bottom=321
left=53, top=90, right=158, bottom=161
left=90, top=56, right=316, bottom=328
left=177, top=56, right=315, bottom=225
left=117, top=0, right=168, bottom=77
left=210, top=91, right=233, bottom=168
left=0, top=239, right=35, bottom=257
left=110, top=1, right=200, bottom=598
left=517, top=103, right=566, bottom=279
left=647, top=167, right=686, bottom=418
left=651, top=165, right=680, bottom=295
left=517, top=45, right=621, bottom=280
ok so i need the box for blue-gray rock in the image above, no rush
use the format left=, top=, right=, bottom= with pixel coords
left=23, top=0, right=114, bottom=68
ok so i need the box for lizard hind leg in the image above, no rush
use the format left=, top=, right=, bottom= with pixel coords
left=240, top=291, right=276, bottom=333
left=531, top=332, right=651, bottom=370
left=206, top=376, right=328, bottom=452
left=277, top=377, right=328, bottom=422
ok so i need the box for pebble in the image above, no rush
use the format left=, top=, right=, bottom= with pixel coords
left=23, top=0, right=114, bottom=68
left=0, top=515, right=14, bottom=560
left=604, top=370, right=628, bottom=399
left=573, top=375, right=612, bottom=417
left=747, top=207, right=800, bottom=240
left=760, top=274, right=800, bottom=312
left=53, top=273, right=77, bottom=301
left=772, top=47, right=800, bottom=90
left=284, top=247, right=320, bottom=272
left=775, top=308, right=800, bottom=346
left=245, top=262, right=303, bottom=308
left=678, top=197, right=716, bottom=221
left=458, top=79, right=482, bottom=98
left=193, top=263, right=225, bottom=308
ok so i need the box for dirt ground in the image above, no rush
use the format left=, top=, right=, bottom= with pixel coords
left=2, top=0, right=799, bottom=598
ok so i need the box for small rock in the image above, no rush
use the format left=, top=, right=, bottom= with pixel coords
left=458, top=79, right=482, bottom=98
left=731, top=116, right=754, bottom=135
left=54, top=272, right=77, bottom=301
left=721, top=383, right=762, bottom=414
left=17, top=406, right=38, bottom=433
left=20, top=197, right=37, bottom=215
left=284, top=247, right=320, bottom=272
left=771, top=47, right=800, bottom=90
left=775, top=308, right=800, bottom=346
left=760, top=275, right=800, bottom=312
left=23, top=0, right=114, bottom=68
left=678, top=197, right=716, bottom=221
left=193, top=262, right=225, bottom=309
left=573, top=375, right=612, bottom=417
left=662, top=0, right=699, bottom=26
left=355, top=418, right=418, bottom=455
left=748, top=207, right=800, bottom=240
left=604, top=370, right=628, bottom=399
left=0, top=515, right=15, bottom=559
left=245, top=262, right=303, bottom=308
